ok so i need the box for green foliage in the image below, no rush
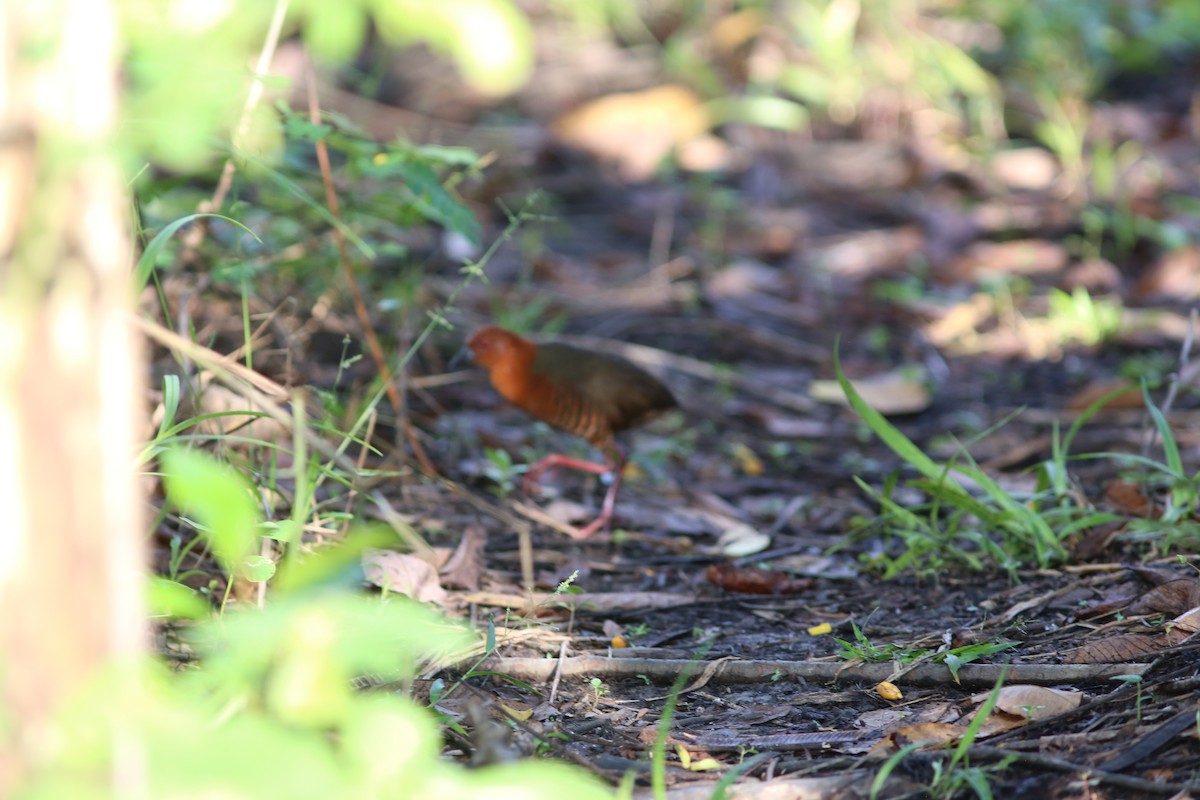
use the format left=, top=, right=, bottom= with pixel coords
left=118, top=1, right=274, bottom=170
left=842, top=336, right=1200, bottom=574
left=836, top=620, right=1016, bottom=681
left=20, top=592, right=609, bottom=799
left=161, top=447, right=262, bottom=582
left=782, top=0, right=1004, bottom=136
left=1044, top=286, right=1121, bottom=347
left=366, top=0, right=534, bottom=96
left=119, top=0, right=533, bottom=170
left=80, top=445, right=609, bottom=800
left=360, top=145, right=484, bottom=246
left=481, top=447, right=527, bottom=496
left=489, top=294, right=569, bottom=335
left=138, top=107, right=499, bottom=370
left=649, top=647, right=711, bottom=800
left=963, top=0, right=1200, bottom=196
left=1106, top=386, right=1200, bottom=550
left=966, top=0, right=1200, bottom=100
left=135, top=213, right=259, bottom=290
left=835, top=345, right=1119, bottom=576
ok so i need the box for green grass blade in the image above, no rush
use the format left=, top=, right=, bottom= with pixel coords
left=1142, top=382, right=1183, bottom=475
left=135, top=213, right=259, bottom=290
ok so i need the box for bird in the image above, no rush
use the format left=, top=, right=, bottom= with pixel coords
left=466, top=325, right=676, bottom=539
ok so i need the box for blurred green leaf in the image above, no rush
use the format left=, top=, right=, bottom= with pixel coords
left=366, top=155, right=482, bottom=244
left=136, top=213, right=259, bottom=290
left=282, top=114, right=334, bottom=143
left=188, top=594, right=475, bottom=697
left=373, top=0, right=534, bottom=96
left=340, top=696, right=448, bottom=792
left=242, top=555, right=277, bottom=583
left=274, top=524, right=395, bottom=595
left=302, top=3, right=367, bottom=62
left=146, top=577, right=210, bottom=620
left=161, top=448, right=261, bottom=576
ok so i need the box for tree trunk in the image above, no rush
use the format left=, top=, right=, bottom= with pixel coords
left=0, top=0, right=144, bottom=791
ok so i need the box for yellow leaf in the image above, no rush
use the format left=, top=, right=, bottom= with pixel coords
left=808, top=622, right=832, bottom=636
left=876, top=681, right=903, bottom=701
left=501, top=702, right=534, bottom=721
left=675, top=742, right=691, bottom=769
left=729, top=442, right=765, bottom=476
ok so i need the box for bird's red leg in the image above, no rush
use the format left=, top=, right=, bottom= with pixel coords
left=568, top=449, right=627, bottom=539
left=522, top=454, right=610, bottom=496
left=524, top=446, right=628, bottom=539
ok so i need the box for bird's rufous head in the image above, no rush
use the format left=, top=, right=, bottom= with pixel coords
left=466, top=326, right=528, bottom=369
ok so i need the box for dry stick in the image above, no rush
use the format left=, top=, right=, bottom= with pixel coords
left=646, top=656, right=735, bottom=701
left=511, top=500, right=583, bottom=539
left=547, top=639, right=569, bottom=706
left=476, top=656, right=1149, bottom=688
left=302, top=64, right=439, bottom=479
left=176, top=0, right=290, bottom=265
left=458, top=590, right=699, bottom=613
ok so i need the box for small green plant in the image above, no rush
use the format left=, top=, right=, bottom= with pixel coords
left=587, top=677, right=610, bottom=709
left=1118, top=351, right=1174, bottom=388
left=481, top=447, right=527, bottom=496
left=1100, top=384, right=1200, bottom=550
left=835, top=343, right=1120, bottom=576
left=836, top=620, right=1016, bottom=682
left=1045, top=286, right=1121, bottom=347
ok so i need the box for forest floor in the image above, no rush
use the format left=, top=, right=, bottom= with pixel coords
left=152, top=25, right=1200, bottom=800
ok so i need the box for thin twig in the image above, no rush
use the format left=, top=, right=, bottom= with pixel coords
left=548, top=639, right=569, bottom=706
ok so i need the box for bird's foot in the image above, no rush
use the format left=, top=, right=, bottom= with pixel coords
left=522, top=453, right=611, bottom=497
left=565, top=478, right=622, bottom=540
left=568, top=511, right=612, bottom=540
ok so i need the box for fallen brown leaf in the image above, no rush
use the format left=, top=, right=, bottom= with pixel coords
left=1066, top=633, right=1164, bottom=664
left=362, top=549, right=448, bottom=606
left=1129, top=578, right=1200, bottom=616
left=706, top=563, right=815, bottom=595
left=439, top=524, right=487, bottom=591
